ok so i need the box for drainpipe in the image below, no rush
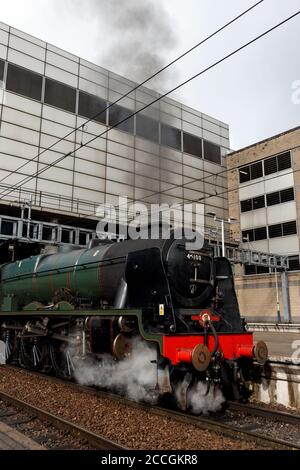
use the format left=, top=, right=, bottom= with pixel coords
left=274, top=268, right=281, bottom=324
left=281, top=271, right=291, bottom=323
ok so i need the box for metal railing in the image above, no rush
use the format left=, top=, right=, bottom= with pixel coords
left=213, top=244, right=289, bottom=271
left=0, top=211, right=289, bottom=270
left=0, top=183, right=99, bottom=218
left=0, top=214, right=95, bottom=247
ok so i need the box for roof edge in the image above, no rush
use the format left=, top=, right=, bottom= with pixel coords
left=228, top=125, right=300, bottom=157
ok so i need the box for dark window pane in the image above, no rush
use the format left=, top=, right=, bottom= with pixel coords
left=203, top=140, right=221, bottom=164
left=250, top=161, right=263, bottom=180
left=280, top=187, right=294, bottom=203
left=161, top=124, right=181, bottom=150
left=22, top=223, right=38, bottom=239
left=239, top=166, right=250, bottom=183
left=241, top=199, right=252, bottom=213
left=44, top=78, right=76, bottom=113
left=1, top=220, right=14, bottom=236
left=6, top=63, right=42, bottom=101
left=253, top=195, right=265, bottom=210
left=257, top=266, right=270, bottom=274
left=245, top=265, right=256, bottom=275
left=61, top=230, right=72, bottom=244
left=0, top=59, right=4, bottom=82
left=288, top=256, right=300, bottom=271
left=277, top=152, right=291, bottom=171
left=268, top=223, right=282, bottom=238
left=136, top=114, right=159, bottom=142
left=109, top=103, right=134, bottom=133
left=282, top=221, right=297, bottom=236
left=42, top=226, right=54, bottom=241
left=79, top=91, right=107, bottom=124
left=183, top=132, right=202, bottom=158
left=254, top=227, right=267, bottom=241
left=242, top=230, right=254, bottom=242
left=266, top=191, right=280, bottom=207
left=264, top=156, right=278, bottom=175
left=79, top=232, right=88, bottom=246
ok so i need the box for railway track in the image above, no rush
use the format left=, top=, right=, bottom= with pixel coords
left=1, top=365, right=300, bottom=450
left=228, top=401, right=300, bottom=426
left=0, top=388, right=127, bottom=450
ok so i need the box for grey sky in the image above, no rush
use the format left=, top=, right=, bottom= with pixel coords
left=1, top=0, right=300, bottom=149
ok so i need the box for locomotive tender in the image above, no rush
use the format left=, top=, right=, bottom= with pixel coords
left=0, top=234, right=267, bottom=409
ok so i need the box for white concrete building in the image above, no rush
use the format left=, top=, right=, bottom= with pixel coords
left=227, top=126, right=300, bottom=273
left=0, top=21, right=230, bottom=252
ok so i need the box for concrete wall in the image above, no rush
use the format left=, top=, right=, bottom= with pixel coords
left=235, top=272, right=300, bottom=323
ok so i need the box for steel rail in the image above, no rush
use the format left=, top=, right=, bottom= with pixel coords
left=228, top=401, right=300, bottom=426
left=0, top=389, right=127, bottom=450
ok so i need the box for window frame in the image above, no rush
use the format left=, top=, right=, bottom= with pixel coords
left=136, top=114, right=159, bottom=143
left=203, top=139, right=221, bottom=165
left=280, top=187, right=294, bottom=204
left=254, top=226, right=267, bottom=241
left=0, top=59, right=4, bottom=82
left=6, top=62, right=43, bottom=101
left=266, top=191, right=280, bottom=207
left=239, top=166, right=251, bottom=183
left=288, top=255, right=300, bottom=271
left=264, top=156, right=278, bottom=176
left=268, top=223, right=283, bottom=239
left=277, top=152, right=291, bottom=172
left=252, top=195, right=265, bottom=210
left=78, top=90, right=107, bottom=125
left=250, top=161, right=263, bottom=180
left=240, top=199, right=253, bottom=213
left=108, top=102, right=134, bottom=133
left=282, top=221, right=297, bottom=237
left=161, top=123, right=182, bottom=151
left=242, top=229, right=254, bottom=242
left=44, top=77, right=77, bottom=114
left=183, top=131, right=203, bottom=159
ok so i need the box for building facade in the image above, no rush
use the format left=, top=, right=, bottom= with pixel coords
left=227, top=126, right=300, bottom=323
left=0, top=21, right=230, bottom=256
left=227, top=126, right=300, bottom=274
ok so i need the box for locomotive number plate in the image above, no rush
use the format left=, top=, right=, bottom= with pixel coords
left=186, top=252, right=202, bottom=262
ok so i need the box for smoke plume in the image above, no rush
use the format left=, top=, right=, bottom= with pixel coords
left=72, top=338, right=158, bottom=403
left=68, top=0, right=178, bottom=87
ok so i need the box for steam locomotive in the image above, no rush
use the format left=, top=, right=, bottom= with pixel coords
left=0, top=234, right=267, bottom=410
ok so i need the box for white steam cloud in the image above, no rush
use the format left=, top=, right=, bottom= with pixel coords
left=187, top=382, right=225, bottom=415
left=72, top=338, right=158, bottom=403
left=71, top=335, right=225, bottom=414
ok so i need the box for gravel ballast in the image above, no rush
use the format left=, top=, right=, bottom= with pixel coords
left=0, top=366, right=269, bottom=450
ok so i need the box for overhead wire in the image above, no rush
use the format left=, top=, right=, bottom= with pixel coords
left=0, top=1, right=265, bottom=191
